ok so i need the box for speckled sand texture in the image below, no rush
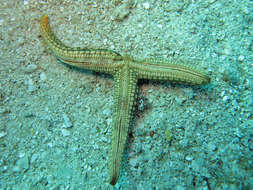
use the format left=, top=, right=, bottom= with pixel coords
left=0, top=0, right=252, bottom=189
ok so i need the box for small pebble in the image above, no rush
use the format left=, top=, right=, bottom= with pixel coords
left=23, top=0, right=28, bottom=6
left=222, top=96, right=229, bottom=102
left=61, top=129, right=70, bottom=137
left=25, top=64, right=38, bottom=73
left=112, top=4, right=130, bottom=21
left=103, top=38, right=107, bottom=44
left=129, top=158, right=138, bottom=167
left=0, top=131, right=7, bottom=138
left=15, top=155, right=29, bottom=172
left=222, top=66, right=240, bottom=85
left=183, top=88, right=194, bottom=99
left=27, top=78, right=36, bottom=92
left=1, top=165, right=7, bottom=172
left=157, top=24, right=163, bottom=28
left=175, top=96, right=184, bottom=105
left=185, top=155, right=193, bottom=161
left=62, top=113, right=72, bottom=128
left=39, top=72, right=47, bottom=81
left=207, top=143, right=217, bottom=151
left=238, top=55, right=245, bottom=62
left=102, top=108, right=111, bottom=117
left=143, top=2, right=150, bottom=9
left=30, top=153, right=39, bottom=163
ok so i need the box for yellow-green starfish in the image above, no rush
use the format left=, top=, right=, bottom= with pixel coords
left=40, top=15, right=210, bottom=185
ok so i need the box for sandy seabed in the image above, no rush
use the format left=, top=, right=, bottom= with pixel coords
left=0, top=0, right=252, bottom=189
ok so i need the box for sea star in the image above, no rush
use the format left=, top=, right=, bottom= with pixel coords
left=40, top=15, right=210, bottom=185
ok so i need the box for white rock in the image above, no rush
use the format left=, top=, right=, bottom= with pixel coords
left=62, top=113, right=72, bottom=128
left=23, top=0, right=28, bottom=6
left=0, top=131, right=7, bottom=138
left=40, top=72, right=47, bottom=81
left=30, top=153, right=39, bottom=163
left=185, top=155, right=193, bottom=161
left=27, top=78, right=36, bottom=92
left=207, top=143, right=217, bottom=151
left=143, top=2, right=150, bottom=9
left=15, top=155, right=29, bottom=171
left=25, top=64, right=37, bottom=73
left=61, top=129, right=70, bottom=137
left=222, top=96, right=229, bottom=102
left=238, top=55, right=245, bottom=62
left=129, top=158, right=138, bottom=167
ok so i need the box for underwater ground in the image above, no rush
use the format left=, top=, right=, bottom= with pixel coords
left=0, top=0, right=252, bottom=189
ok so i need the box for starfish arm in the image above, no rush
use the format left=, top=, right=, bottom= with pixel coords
left=109, top=65, right=137, bottom=185
left=40, top=15, right=122, bottom=74
left=132, top=59, right=210, bottom=85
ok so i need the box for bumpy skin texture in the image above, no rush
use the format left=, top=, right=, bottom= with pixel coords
left=40, top=15, right=210, bottom=185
